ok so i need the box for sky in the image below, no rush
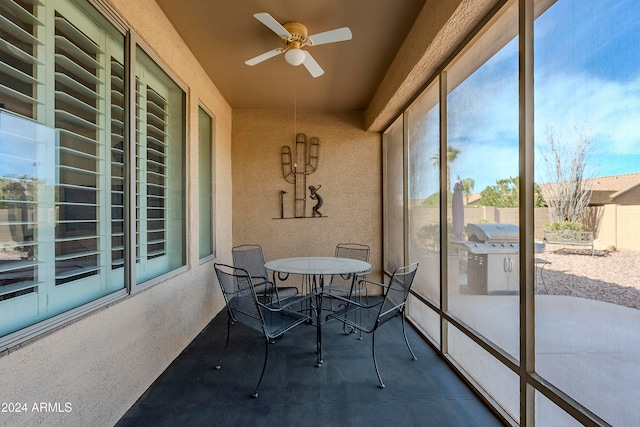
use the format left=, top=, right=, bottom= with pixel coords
left=446, top=0, right=640, bottom=194
left=2, top=1, right=639, bottom=195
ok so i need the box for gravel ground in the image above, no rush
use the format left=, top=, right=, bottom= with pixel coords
left=536, top=245, right=640, bottom=310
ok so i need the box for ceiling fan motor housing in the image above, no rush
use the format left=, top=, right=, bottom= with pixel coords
left=283, top=21, right=308, bottom=48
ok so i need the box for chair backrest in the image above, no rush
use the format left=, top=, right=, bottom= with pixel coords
left=330, top=243, right=371, bottom=287
left=232, top=244, right=269, bottom=286
left=214, top=263, right=264, bottom=334
left=376, top=262, right=419, bottom=328
left=335, top=243, right=370, bottom=263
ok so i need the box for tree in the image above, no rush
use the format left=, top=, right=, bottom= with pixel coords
left=479, top=176, right=544, bottom=208
left=462, top=178, right=475, bottom=204
left=430, top=146, right=461, bottom=193
left=540, top=128, right=593, bottom=223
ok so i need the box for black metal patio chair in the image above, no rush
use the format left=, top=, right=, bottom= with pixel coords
left=232, top=244, right=298, bottom=304
left=213, top=263, right=312, bottom=398
left=323, top=243, right=371, bottom=337
left=325, top=262, right=419, bottom=388
left=324, top=243, right=371, bottom=302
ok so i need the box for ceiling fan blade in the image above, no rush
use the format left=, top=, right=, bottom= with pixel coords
left=307, top=27, right=352, bottom=46
left=302, top=51, right=324, bottom=78
left=253, top=12, right=291, bottom=39
left=245, top=48, right=283, bottom=66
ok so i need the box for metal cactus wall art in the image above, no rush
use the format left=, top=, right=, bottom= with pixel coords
left=281, top=133, right=320, bottom=218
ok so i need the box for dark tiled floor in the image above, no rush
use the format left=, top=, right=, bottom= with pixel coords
left=117, top=301, right=503, bottom=426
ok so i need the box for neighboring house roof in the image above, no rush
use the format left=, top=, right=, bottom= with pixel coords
left=587, top=172, right=640, bottom=199
left=465, top=193, right=482, bottom=205
left=539, top=172, right=640, bottom=206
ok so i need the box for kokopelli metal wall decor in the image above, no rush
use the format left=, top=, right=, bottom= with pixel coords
left=281, top=133, right=320, bottom=218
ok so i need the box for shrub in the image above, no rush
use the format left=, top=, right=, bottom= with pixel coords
left=544, top=221, right=584, bottom=232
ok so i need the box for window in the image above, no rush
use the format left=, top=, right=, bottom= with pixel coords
left=0, top=0, right=125, bottom=337
left=386, top=0, right=640, bottom=424
left=382, top=117, right=405, bottom=275
left=406, top=78, right=442, bottom=346
left=407, top=79, right=440, bottom=304
left=134, top=47, right=186, bottom=285
left=0, top=0, right=188, bottom=344
left=198, top=106, right=214, bottom=260
left=443, top=2, right=521, bottom=418
left=534, top=1, right=640, bottom=425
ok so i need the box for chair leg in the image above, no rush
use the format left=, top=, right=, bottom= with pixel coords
left=357, top=293, right=363, bottom=340
left=372, top=331, right=385, bottom=389
left=252, top=337, right=270, bottom=398
left=215, top=316, right=233, bottom=370
left=401, top=311, right=417, bottom=361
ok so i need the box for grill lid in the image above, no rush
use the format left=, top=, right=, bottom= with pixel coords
left=467, top=223, right=519, bottom=243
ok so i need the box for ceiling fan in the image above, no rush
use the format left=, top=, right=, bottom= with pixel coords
left=245, top=12, right=352, bottom=78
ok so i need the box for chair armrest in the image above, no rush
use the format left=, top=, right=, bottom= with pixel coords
left=322, top=292, right=365, bottom=307
left=278, top=293, right=314, bottom=310
left=359, top=278, right=389, bottom=289
left=321, top=291, right=382, bottom=310
left=259, top=294, right=314, bottom=312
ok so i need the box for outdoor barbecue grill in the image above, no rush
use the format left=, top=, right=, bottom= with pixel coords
left=458, top=223, right=520, bottom=294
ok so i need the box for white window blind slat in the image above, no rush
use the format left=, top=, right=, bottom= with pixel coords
left=0, top=13, right=42, bottom=45
left=0, top=83, right=40, bottom=106
left=0, top=61, right=38, bottom=84
left=3, top=0, right=43, bottom=26
left=146, top=123, right=168, bottom=139
left=55, top=35, right=101, bottom=70
left=57, top=127, right=98, bottom=146
left=146, top=104, right=169, bottom=120
left=54, top=109, right=100, bottom=130
left=58, top=145, right=98, bottom=162
left=11, top=0, right=44, bottom=7
left=54, top=54, right=101, bottom=86
left=55, top=72, right=104, bottom=101
left=54, top=90, right=101, bottom=116
left=0, top=38, right=41, bottom=65
left=54, top=16, right=103, bottom=55
left=55, top=265, right=101, bottom=281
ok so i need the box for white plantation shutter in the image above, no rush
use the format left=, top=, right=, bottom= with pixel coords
left=139, top=84, right=169, bottom=261
left=110, top=56, right=125, bottom=271
left=53, top=11, right=104, bottom=285
left=1, top=0, right=185, bottom=341
left=0, top=0, right=44, bottom=118
left=0, top=2, right=42, bottom=308
left=0, top=0, right=125, bottom=338
left=134, top=48, right=185, bottom=284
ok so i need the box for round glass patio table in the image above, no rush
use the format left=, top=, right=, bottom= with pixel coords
left=264, top=257, right=371, bottom=366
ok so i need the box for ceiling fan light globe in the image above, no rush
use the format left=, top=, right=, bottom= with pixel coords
left=285, top=48, right=306, bottom=66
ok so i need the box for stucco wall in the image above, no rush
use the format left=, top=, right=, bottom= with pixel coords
left=232, top=110, right=382, bottom=283
left=595, top=205, right=640, bottom=251
left=0, top=0, right=233, bottom=426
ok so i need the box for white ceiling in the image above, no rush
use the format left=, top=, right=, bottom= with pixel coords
left=154, top=0, right=427, bottom=111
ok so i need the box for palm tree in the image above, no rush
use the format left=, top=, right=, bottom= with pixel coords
left=462, top=178, right=475, bottom=204
left=430, top=146, right=461, bottom=193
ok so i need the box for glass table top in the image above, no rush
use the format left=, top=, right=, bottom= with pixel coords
left=264, top=257, right=371, bottom=275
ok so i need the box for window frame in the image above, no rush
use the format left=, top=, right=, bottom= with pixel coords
left=129, top=35, right=188, bottom=293
left=197, top=103, right=215, bottom=262
left=0, top=0, right=191, bottom=349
